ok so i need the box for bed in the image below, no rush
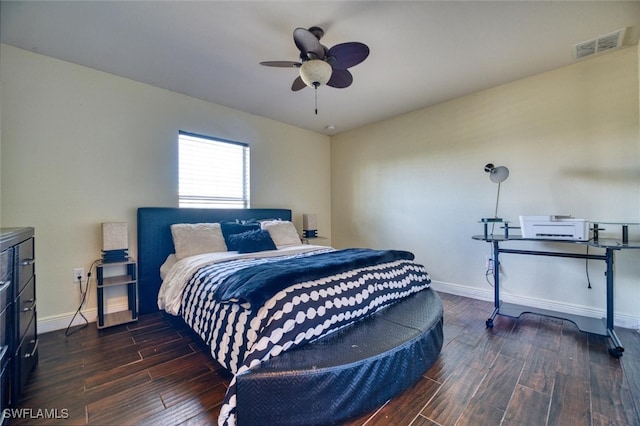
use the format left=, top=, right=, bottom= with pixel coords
left=137, top=207, right=443, bottom=426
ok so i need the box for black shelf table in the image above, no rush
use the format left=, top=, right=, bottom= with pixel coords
left=96, top=258, right=138, bottom=329
left=472, top=233, right=640, bottom=358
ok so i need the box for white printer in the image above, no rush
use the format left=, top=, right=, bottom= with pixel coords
left=519, top=215, right=589, bottom=240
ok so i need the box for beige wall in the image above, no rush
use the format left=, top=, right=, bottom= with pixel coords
left=331, top=47, right=640, bottom=327
left=0, top=44, right=331, bottom=330
left=2, top=42, right=639, bottom=332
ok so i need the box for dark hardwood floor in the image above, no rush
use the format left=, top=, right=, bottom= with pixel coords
left=7, top=292, right=640, bottom=425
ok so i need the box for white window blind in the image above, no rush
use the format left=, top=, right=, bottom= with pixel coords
left=178, top=131, right=250, bottom=208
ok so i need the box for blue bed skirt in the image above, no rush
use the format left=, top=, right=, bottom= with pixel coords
left=235, top=288, right=444, bottom=425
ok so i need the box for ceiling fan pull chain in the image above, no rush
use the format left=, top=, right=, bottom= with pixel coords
left=314, top=83, right=319, bottom=115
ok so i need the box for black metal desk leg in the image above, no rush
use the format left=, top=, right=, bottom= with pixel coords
left=487, top=240, right=501, bottom=328
left=605, top=248, right=624, bottom=358
left=97, top=287, right=104, bottom=328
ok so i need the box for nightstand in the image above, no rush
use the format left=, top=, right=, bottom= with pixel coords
left=96, top=258, right=138, bottom=329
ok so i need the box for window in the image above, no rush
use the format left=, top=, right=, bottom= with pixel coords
left=178, top=131, right=250, bottom=208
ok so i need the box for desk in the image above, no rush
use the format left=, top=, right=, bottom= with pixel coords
left=472, top=234, right=640, bottom=358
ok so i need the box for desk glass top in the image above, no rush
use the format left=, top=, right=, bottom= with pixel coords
left=472, top=234, right=640, bottom=249
left=590, top=221, right=640, bottom=225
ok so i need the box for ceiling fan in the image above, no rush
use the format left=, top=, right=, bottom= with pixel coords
left=260, top=26, right=370, bottom=93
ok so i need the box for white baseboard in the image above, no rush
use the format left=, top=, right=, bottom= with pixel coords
left=38, top=283, right=640, bottom=333
left=38, top=301, right=130, bottom=334
left=38, top=309, right=96, bottom=334
left=430, top=280, right=640, bottom=330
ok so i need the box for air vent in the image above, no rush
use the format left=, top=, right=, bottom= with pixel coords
left=574, top=28, right=626, bottom=59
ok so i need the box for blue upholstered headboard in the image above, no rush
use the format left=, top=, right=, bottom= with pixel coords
left=137, top=207, right=292, bottom=314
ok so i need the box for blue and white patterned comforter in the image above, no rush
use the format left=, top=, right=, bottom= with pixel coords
left=158, top=245, right=431, bottom=426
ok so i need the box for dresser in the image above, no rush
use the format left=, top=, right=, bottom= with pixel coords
left=0, top=228, right=37, bottom=422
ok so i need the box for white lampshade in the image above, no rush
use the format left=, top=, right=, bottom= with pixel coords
left=484, top=163, right=509, bottom=183
left=489, top=166, right=509, bottom=183
left=302, top=214, right=318, bottom=231
left=102, top=222, right=128, bottom=251
left=299, top=60, right=332, bottom=88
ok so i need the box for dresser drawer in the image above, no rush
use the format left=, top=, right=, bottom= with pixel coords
left=0, top=342, right=7, bottom=373
left=1, top=362, right=9, bottom=423
left=0, top=248, right=10, bottom=280
left=0, top=248, right=11, bottom=310
left=17, top=277, right=35, bottom=342
left=0, top=279, right=9, bottom=314
left=0, top=303, right=8, bottom=364
left=16, top=238, right=34, bottom=294
left=15, top=316, right=37, bottom=395
left=0, top=279, right=9, bottom=366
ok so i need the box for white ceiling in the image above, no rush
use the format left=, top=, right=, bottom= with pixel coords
left=1, top=1, right=639, bottom=135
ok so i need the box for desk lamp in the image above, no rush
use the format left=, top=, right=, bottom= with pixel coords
left=484, top=163, right=509, bottom=220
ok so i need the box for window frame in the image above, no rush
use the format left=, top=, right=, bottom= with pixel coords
left=178, top=130, right=250, bottom=209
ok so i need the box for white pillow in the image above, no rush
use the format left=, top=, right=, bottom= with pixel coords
left=170, top=223, right=227, bottom=260
left=261, top=220, right=301, bottom=248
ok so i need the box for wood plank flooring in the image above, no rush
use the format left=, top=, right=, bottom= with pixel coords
left=7, top=292, right=640, bottom=425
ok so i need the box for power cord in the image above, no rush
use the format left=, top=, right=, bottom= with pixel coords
left=65, top=259, right=99, bottom=336
left=485, top=267, right=495, bottom=287
left=485, top=248, right=495, bottom=288
left=585, top=245, right=592, bottom=289
left=65, top=277, right=88, bottom=336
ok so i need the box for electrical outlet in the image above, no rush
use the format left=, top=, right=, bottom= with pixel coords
left=73, top=267, right=85, bottom=283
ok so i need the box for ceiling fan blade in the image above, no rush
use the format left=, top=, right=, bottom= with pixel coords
left=291, top=76, right=307, bottom=91
left=327, top=69, right=353, bottom=89
left=293, top=27, right=325, bottom=60
left=327, top=42, right=370, bottom=69
left=260, top=61, right=301, bottom=68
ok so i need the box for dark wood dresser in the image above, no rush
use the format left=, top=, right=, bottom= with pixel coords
left=0, top=228, right=37, bottom=423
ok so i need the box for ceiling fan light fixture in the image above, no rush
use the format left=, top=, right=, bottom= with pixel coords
left=299, top=59, right=332, bottom=88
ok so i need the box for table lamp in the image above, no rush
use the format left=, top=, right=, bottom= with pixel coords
left=302, top=214, right=318, bottom=238
left=101, top=222, right=129, bottom=263
left=484, top=163, right=509, bottom=221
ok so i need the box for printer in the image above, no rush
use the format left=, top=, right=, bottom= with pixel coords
left=519, top=215, right=589, bottom=240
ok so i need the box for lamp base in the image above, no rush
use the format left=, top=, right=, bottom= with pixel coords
left=102, top=249, right=128, bottom=263
left=303, top=230, right=318, bottom=238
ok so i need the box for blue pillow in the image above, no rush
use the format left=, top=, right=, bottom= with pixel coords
left=221, top=222, right=261, bottom=250
left=228, top=229, right=277, bottom=253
